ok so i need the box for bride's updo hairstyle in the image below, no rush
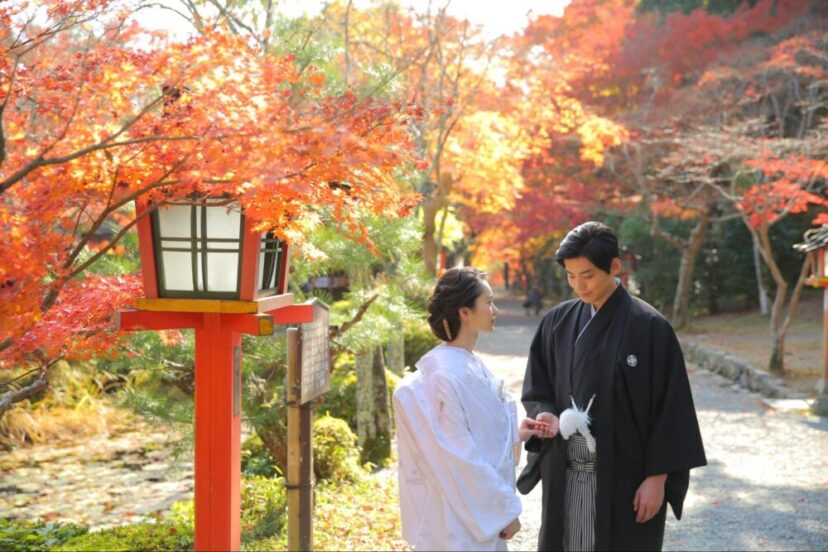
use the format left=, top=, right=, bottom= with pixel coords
left=427, top=267, right=488, bottom=342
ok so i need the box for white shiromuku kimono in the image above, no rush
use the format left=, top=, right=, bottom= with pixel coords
left=393, top=343, right=522, bottom=551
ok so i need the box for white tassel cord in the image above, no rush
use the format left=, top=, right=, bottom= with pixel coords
left=558, top=395, right=597, bottom=453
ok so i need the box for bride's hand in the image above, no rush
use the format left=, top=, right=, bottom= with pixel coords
left=519, top=417, right=552, bottom=441
left=499, top=518, right=521, bottom=540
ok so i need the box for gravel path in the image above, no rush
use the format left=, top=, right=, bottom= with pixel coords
left=478, top=294, right=828, bottom=551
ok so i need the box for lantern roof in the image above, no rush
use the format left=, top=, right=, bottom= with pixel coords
left=794, top=225, right=828, bottom=253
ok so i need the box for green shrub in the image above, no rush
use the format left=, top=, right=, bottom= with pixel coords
left=240, top=476, right=287, bottom=540
left=169, top=476, right=286, bottom=542
left=0, top=519, right=88, bottom=551
left=241, top=433, right=280, bottom=478
left=314, top=353, right=357, bottom=430
left=313, top=415, right=366, bottom=483
left=386, top=368, right=401, bottom=396
left=403, top=319, right=440, bottom=370
left=57, top=522, right=192, bottom=551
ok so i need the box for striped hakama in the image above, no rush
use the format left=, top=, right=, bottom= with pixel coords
left=563, top=433, right=597, bottom=552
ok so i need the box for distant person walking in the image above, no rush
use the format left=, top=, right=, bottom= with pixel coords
left=524, top=287, right=543, bottom=316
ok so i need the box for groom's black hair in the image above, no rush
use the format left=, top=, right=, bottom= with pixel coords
left=555, top=221, right=619, bottom=273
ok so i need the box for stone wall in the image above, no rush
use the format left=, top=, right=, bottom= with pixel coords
left=679, top=339, right=801, bottom=399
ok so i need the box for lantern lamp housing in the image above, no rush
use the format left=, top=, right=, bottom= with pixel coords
left=794, top=226, right=828, bottom=288
left=135, top=197, right=290, bottom=301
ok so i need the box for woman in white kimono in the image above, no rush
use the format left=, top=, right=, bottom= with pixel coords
left=393, top=267, right=552, bottom=551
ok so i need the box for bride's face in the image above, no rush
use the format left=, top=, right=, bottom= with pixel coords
left=460, top=281, right=498, bottom=334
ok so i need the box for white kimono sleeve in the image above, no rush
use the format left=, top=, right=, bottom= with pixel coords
left=395, top=371, right=522, bottom=545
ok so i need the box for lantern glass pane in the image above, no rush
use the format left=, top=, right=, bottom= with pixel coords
left=206, top=205, right=241, bottom=238
left=258, top=232, right=283, bottom=294
left=157, top=205, right=193, bottom=238
left=205, top=252, right=240, bottom=292
left=161, top=251, right=196, bottom=291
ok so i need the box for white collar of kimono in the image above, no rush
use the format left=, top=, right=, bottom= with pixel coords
left=417, top=343, right=477, bottom=375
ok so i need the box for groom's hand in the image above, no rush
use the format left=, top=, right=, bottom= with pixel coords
left=633, top=474, right=667, bottom=523
left=519, top=417, right=551, bottom=441
left=535, top=412, right=559, bottom=439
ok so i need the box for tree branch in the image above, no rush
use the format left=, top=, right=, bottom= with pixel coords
left=651, top=213, right=688, bottom=251
left=329, top=294, right=379, bottom=341
left=0, top=370, right=48, bottom=421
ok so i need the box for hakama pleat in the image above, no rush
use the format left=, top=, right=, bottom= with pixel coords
left=564, top=434, right=597, bottom=552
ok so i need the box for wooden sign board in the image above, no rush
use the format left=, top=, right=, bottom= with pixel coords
left=299, top=298, right=330, bottom=404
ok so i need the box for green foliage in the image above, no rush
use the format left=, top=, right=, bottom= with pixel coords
left=615, top=208, right=816, bottom=317
left=637, top=0, right=759, bottom=16
left=107, top=331, right=196, bottom=456
left=241, top=433, right=281, bottom=478
left=0, top=519, right=88, bottom=551
left=386, top=368, right=401, bottom=397
left=118, top=385, right=195, bottom=459
left=359, top=427, right=392, bottom=468
left=100, top=331, right=194, bottom=380
left=84, top=228, right=141, bottom=276
left=313, top=415, right=367, bottom=482
left=240, top=476, right=288, bottom=541
left=56, top=522, right=192, bottom=552
left=288, top=213, right=426, bottom=353
left=315, top=353, right=358, bottom=429
left=616, top=213, right=685, bottom=312
left=249, top=474, right=407, bottom=551
left=403, top=318, right=441, bottom=369
left=694, top=217, right=757, bottom=313
left=170, top=476, right=287, bottom=543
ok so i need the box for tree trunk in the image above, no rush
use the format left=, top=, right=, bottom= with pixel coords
left=257, top=418, right=289, bottom=475
left=753, top=225, right=789, bottom=373
left=0, top=371, right=48, bottom=423
left=768, top=250, right=812, bottom=375
left=754, top=242, right=770, bottom=315
left=422, top=194, right=442, bottom=275
left=671, top=209, right=710, bottom=329
left=769, top=332, right=786, bottom=374
left=385, top=327, right=405, bottom=376
left=355, top=346, right=391, bottom=465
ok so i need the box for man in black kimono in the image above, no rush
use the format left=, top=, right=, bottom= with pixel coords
left=518, top=221, right=706, bottom=551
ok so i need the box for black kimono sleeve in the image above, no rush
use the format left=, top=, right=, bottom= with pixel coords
left=521, top=314, right=559, bottom=454
left=522, top=314, right=558, bottom=418
left=645, top=318, right=707, bottom=518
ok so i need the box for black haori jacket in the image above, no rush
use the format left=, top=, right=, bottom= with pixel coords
left=519, top=285, right=706, bottom=551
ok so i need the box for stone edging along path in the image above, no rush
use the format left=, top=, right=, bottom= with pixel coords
left=679, top=338, right=804, bottom=400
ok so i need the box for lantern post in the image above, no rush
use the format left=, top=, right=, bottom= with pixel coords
left=794, top=226, right=828, bottom=416
left=118, top=197, right=327, bottom=550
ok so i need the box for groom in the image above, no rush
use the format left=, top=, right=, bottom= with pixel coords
left=518, top=221, right=706, bottom=551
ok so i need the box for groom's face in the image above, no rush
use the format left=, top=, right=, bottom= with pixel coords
left=563, top=255, right=620, bottom=310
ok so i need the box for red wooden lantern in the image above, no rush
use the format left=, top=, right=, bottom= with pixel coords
left=120, top=196, right=324, bottom=551
left=794, top=225, right=828, bottom=416
left=795, top=226, right=828, bottom=288
left=135, top=197, right=289, bottom=301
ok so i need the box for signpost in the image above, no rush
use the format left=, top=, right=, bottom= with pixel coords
left=285, top=299, right=330, bottom=552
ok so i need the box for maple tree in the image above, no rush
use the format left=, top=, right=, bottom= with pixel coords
left=314, top=1, right=564, bottom=274
left=695, top=31, right=828, bottom=372
left=511, top=0, right=819, bottom=328
left=0, top=0, right=420, bottom=419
